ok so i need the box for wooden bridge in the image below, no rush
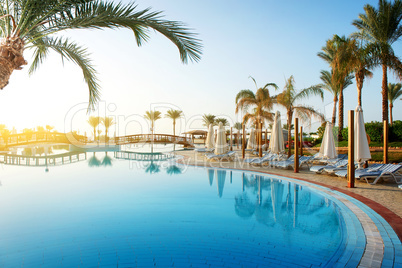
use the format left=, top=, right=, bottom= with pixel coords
left=0, top=151, right=87, bottom=167
left=114, top=151, right=176, bottom=161
left=0, top=132, right=194, bottom=148
left=111, top=134, right=193, bottom=147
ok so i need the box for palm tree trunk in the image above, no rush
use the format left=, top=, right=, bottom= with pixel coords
left=338, top=88, right=344, bottom=141
left=0, top=36, right=27, bottom=89
left=287, top=110, right=293, bottom=157
left=390, top=103, right=394, bottom=126
left=93, top=127, right=96, bottom=141
left=105, top=128, right=108, bottom=143
left=332, top=96, right=338, bottom=125
left=356, top=74, right=364, bottom=107
left=382, top=64, right=389, bottom=123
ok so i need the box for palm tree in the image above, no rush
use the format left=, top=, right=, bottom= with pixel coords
left=235, top=76, right=278, bottom=128
left=215, top=118, right=229, bottom=126
left=318, top=35, right=354, bottom=140
left=0, top=1, right=202, bottom=109
left=275, top=75, right=325, bottom=156
left=101, top=117, right=115, bottom=142
left=144, top=110, right=162, bottom=135
left=165, top=109, right=183, bottom=136
left=202, top=114, right=216, bottom=127
left=45, top=125, right=54, bottom=132
left=353, top=0, right=402, bottom=122
left=88, top=116, right=100, bottom=141
left=388, top=83, right=402, bottom=125
left=348, top=39, right=374, bottom=107
left=319, top=70, right=353, bottom=125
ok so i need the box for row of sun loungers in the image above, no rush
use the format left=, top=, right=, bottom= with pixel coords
left=334, top=164, right=402, bottom=185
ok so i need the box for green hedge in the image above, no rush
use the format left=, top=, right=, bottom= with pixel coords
left=334, top=120, right=402, bottom=142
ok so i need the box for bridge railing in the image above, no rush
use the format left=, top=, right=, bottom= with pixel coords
left=114, top=134, right=192, bottom=145
left=0, top=132, right=88, bottom=146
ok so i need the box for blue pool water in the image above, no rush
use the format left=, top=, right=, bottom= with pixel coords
left=0, top=151, right=350, bottom=267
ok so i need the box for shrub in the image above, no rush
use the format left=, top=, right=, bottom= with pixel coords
left=365, top=121, right=383, bottom=142
left=390, top=120, right=402, bottom=142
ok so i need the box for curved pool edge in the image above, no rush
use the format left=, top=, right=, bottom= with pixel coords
left=177, top=160, right=402, bottom=267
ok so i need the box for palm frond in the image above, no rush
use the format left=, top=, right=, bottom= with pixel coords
left=294, top=105, right=325, bottom=124
left=27, top=36, right=100, bottom=110
left=23, top=1, right=202, bottom=63
left=294, top=85, right=324, bottom=102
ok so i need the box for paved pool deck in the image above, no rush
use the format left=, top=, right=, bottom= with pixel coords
left=175, top=149, right=402, bottom=267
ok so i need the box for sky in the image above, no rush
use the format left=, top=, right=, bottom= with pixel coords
left=0, top=0, right=401, bottom=138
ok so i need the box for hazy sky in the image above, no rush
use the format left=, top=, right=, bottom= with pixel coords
left=0, top=0, right=401, bottom=137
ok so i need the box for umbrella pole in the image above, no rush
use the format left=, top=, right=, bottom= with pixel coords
left=300, top=126, right=303, bottom=156
left=294, top=118, right=299, bottom=173
left=230, top=127, right=233, bottom=151
left=265, top=128, right=268, bottom=148
left=242, top=124, right=246, bottom=159
left=348, top=110, right=355, bottom=188
left=383, top=120, right=388, bottom=164
left=259, top=121, right=263, bottom=157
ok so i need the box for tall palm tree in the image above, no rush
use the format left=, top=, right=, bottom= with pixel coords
left=202, top=114, right=216, bottom=127
left=144, top=110, right=162, bottom=135
left=348, top=39, right=374, bottom=107
left=0, top=1, right=202, bottom=109
left=353, top=0, right=402, bottom=122
left=388, top=83, right=402, bottom=125
left=319, top=70, right=353, bottom=125
left=235, top=76, right=278, bottom=128
left=165, top=109, right=183, bottom=136
left=275, top=76, right=325, bottom=156
left=101, top=116, right=115, bottom=142
left=87, top=116, right=100, bottom=141
left=318, top=35, right=354, bottom=140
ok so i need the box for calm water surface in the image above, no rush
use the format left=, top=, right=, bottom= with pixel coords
left=0, top=151, right=345, bottom=267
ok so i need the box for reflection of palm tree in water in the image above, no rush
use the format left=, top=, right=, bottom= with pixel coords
left=144, top=160, right=160, bottom=174
left=102, top=152, right=112, bottom=167
left=166, top=165, right=182, bottom=175
left=88, top=152, right=101, bottom=167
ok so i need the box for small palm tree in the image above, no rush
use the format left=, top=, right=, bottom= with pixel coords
left=215, top=118, right=229, bottom=126
left=165, top=109, right=183, bottom=136
left=88, top=116, right=101, bottom=141
left=388, top=83, right=402, bottom=125
left=318, top=35, right=354, bottom=140
left=319, top=70, right=353, bottom=125
left=353, top=0, right=402, bottom=122
left=275, top=76, right=325, bottom=156
left=101, top=117, right=115, bottom=142
left=235, top=76, right=278, bottom=128
left=0, top=1, right=202, bottom=109
left=46, top=125, right=54, bottom=132
left=144, top=110, right=162, bottom=135
left=202, top=114, right=216, bottom=127
left=233, top=122, right=242, bottom=131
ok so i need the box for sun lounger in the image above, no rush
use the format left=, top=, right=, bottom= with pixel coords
left=319, top=154, right=347, bottom=165
left=195, top=148, right=214, bottom=153
left=205, top=151, right=236, bottom=161
left=275, top=155, right=313, bottom=169
left=335, top=164, right=402, bottom=184
left=250, top=153, right=277, bottom=166
left=334, top=163, right=384, bottom=178
left=272, top=155, right=295, bottom=168
left=322, top=159, right=350, bottom=174
left=310, top=159, right=347, bottom=174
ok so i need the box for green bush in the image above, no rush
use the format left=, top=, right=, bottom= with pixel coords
left=365, top=121, right=383, bottom=142
left=390, top=120, right=402, bottom=142
left=341, top=127, right=348, bottom=141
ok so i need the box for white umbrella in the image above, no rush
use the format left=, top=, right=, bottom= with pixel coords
left=247, top=129, right=256, bottom=150
left=354, top=106, right=371, bottom=168
left=319, top=122, right=337, bottom=159
left=269, top=111, right=285, bottom=154
left=215, top=122, right=227, bottom=154
left=205, top=124, right=215, bottom=149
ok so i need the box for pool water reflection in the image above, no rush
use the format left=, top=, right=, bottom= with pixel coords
left=0, top=151, right=346, bottom=267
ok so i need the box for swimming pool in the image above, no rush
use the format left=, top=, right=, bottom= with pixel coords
left=0, top=151, right=395, bottom=267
